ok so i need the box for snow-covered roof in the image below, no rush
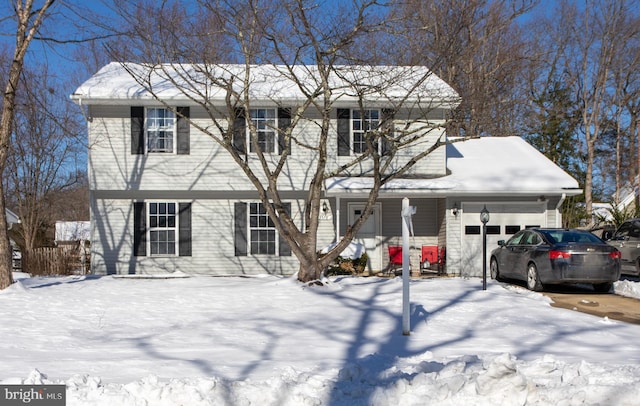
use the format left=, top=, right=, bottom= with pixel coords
left=326, top=136, right=582, bottom=197
left=6, top=209, right=19, bottom=225
left=71, top=62, right=460, bottom=108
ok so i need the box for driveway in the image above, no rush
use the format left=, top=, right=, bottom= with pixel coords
left=542, top=278, right=640, bottom=325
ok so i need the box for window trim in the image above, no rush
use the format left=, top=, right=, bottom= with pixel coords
left=234, top=201, right=291, bottom=257
left=133, top=201, right=191, bottom=258
left=145, top=107, right=177, bottom=154
left=350, top=108, right=381, bottom=155
left=147, top=202, right=178, bottom=256
left=248, top=108, right=277, bottom=154
left=248, top=201, right=278, bottom=255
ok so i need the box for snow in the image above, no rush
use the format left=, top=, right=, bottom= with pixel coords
left=326, top=137, right=581, bottom=197
left=72, top=63, right=460, bottom=107
left=2, top=272, right=640, bottom=405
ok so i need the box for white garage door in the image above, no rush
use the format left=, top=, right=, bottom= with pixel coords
left=460, top=203, right=547, bottom=277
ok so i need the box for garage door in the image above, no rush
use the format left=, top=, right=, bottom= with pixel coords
left=460, top=203, right=546, bottom=277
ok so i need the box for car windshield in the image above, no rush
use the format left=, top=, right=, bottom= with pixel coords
left=539, top=230, right=603, bottom=244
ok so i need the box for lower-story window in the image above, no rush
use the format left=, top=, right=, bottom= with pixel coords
left=133, top=201, right=192, bottom=257
left=249, top=202, right=276, bottom=254
left=149, top=202, right=177, bottom=255
left=234, top=201, right=291, bottom=257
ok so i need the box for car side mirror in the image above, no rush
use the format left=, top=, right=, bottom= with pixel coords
left=497, top=240, right=505, bottom=246
left=602, top=231, right=612, bottom=241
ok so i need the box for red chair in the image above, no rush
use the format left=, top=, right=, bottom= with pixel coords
left=384, top=245, right=403, bottom=275
left=421, top=245, right=438, bottom=269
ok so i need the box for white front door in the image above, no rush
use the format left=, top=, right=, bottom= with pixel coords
left=348, top=203, right=382, bottom=271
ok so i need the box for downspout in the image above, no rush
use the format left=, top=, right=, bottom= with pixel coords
left=335, top=196, right=341, bottom=242
left=555, top=193, right=566, bottom=227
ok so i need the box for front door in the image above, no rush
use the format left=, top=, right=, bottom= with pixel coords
left=348, top=203, right=382, bottom=271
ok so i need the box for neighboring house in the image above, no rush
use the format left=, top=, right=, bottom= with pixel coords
left=55, top=221, right=91, bottom=244
left=72, top=63, right=581, bottom=277
left=6, top=209, right=21, bottom=269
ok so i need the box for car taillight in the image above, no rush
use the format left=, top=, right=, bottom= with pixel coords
left=609, top=251, right=622, bottom=259
left=549, top=250, right=571, bottom=260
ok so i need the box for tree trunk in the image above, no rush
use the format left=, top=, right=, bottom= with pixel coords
left=297, top=260, right=325, bottom=283
left=0, top=0, right=56, bottom=289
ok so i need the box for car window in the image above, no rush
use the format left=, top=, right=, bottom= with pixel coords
left=615, top=222, right=632, bottom=238
left=520, top=231, right=540, bottom=245
left=506, top=232, right=525, bottom=246
left=542, top=231, right=561, bottom=244
left=528, top=232, right=541, bottom=245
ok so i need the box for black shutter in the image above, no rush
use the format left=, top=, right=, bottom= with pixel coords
left=131, top=106, right=144, bottom=155
left=233, top=108, right=246, bottom=154
left=176, top=107, right=190, bottom=155
left=337, top=108, right=350, bottom=156
left=381, top=108, right=394, bottom=156
left=234, top=202, right=247, bottom=256
left=133, top=201, right=146, bottom=256
left=277, top=108, right=291, bottom=155
left=278, top=202, right=292, bottom=257
left=178, top=203, right=192, bottom=256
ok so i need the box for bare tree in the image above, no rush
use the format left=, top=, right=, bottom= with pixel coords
left=0, top=0, right=56, bottom=290
left=389, top=0, right=535, bottom=138
left=96, top=0, right=460, bottom=282
left=552, top=0, right=640, bottom=223
left=3, top=64, right=85, bottom=264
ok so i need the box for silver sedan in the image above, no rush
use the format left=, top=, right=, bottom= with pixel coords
left=490, top=228, right=621, bottom=292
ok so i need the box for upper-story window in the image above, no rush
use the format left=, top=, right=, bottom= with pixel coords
left=337, top=108, right=390, bottom=157
left=146, top=108, right=176, bottom=153
left=249, top=109, right=276, bottom=153
left=131, top=106, right=189, bottom=156
left=232, top=108, right=291, bottom=155
left=351, top=109, right=380, bottom=153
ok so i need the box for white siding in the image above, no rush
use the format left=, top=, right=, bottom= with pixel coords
left=87, top=103, right=452, bottom=276
left=88, top=105, right=449, bottom=192
left=90, top=197, right=302, bottom=276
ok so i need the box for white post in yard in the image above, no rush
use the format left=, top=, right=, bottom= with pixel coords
left=401, top=197, right=416, bottom=336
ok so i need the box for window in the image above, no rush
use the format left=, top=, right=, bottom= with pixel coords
left=249, top=109, right=276, bottom=153
left=505, top=225, right=521, bottom=235
left=146, top=108, right=176, bottom=153
left=249, top=202, right=276, bottom=254
left=486, top=225, right=500, bottom=235
left=352, top=109, right=380, bottom=153
left=133, top=201, right=191, bottom=257
left=148, top=202, right=177, bottom=255
left=465, top=225, right=481, bottom=235
left=234, top=201, right=291, bottom=257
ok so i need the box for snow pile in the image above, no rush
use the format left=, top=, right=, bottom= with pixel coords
left=1, top=274, right=640, bottom=405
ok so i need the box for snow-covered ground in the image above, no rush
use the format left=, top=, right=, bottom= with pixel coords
left=1, top=272, right=640, bottom=405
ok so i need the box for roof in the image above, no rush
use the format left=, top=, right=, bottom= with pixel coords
left=325, top=136, right=582, bottom=197
left=6, top=209, right=19, bottom=225
left=71, top=62, right=460, bottom=108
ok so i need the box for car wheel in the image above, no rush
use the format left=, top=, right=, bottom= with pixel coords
left=526, top=263, right=543, bottom=292
left=593, top=282, right=613, bottom=293
left=490, top=258, right=501, bottom=281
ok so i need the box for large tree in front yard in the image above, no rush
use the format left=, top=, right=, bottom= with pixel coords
left=0, top=0, right=56, bottom=290
left=100, top=0, right=461, bottom=283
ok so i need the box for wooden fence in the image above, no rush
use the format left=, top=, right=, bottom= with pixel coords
left=22, top=242, right=90, bottom=276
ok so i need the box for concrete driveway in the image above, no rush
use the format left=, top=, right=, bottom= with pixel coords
left=542, top=277, right=640, bottom=325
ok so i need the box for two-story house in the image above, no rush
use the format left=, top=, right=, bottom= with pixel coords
left=72, top=62, right=581, bottom=277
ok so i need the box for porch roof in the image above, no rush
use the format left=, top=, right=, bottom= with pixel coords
left=325, top=136, right=582, bottom=198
